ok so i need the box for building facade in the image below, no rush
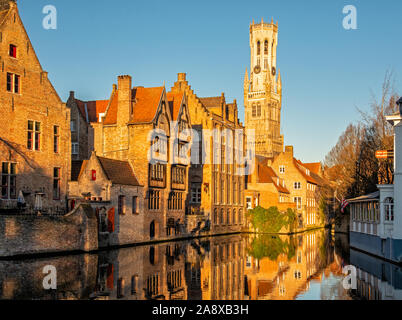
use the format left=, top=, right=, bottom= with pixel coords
left=72, top=75, right=191, bottom=241
left=0, top=0, right=71, bottom=213
left=170, top=73, right=246, bottom=235
left=244, top=18, right=284, bottom=159
left=271, top=146, right=323, bottom=230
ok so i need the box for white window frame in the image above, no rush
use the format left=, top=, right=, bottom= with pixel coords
left=279, top=165, right=285, bottom=174
left=72, top=142, right=79, bottom=155
left=294, top=182, right=301, bottom=190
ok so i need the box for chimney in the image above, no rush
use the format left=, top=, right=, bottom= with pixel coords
left=69, top=91, right=75, bottom=99
left=284, top=146, right=293, bottom=158
left=117, top=75, right=132, bottom=126
left=178, top=73, right=186, bottom=82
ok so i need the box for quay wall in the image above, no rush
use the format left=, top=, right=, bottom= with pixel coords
left=0, top=204, right=98, bottom=258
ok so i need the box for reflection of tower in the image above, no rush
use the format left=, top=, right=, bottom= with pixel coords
left=244, top=18, right=284, bottom=158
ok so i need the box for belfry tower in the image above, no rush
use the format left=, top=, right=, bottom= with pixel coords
left=244, top=18, right=284, bottom=158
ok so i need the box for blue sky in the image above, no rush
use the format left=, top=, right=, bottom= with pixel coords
left=18, top=0, right=402, bottom=163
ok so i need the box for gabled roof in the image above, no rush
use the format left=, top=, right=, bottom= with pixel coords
left=255, top=162, right=290, bottom=194
left=130, top=86, right=164, bottom=123
left=167, top=92, right=184, bottom=121
left=294, top=159, right=318, bottom=185
left=199, top=96, right=222, bottom=108
left=75, top=99, right=109, bottom=123
left=302, top=162, right=321, bottom=175
left=103, top=90, right=119, bottom=125
left=97, top=156, right=141, bottom=186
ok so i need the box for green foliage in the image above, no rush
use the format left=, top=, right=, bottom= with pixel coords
left=246, top=206, right=297, bottom=234
left=247, top=235, right=296, bottom=261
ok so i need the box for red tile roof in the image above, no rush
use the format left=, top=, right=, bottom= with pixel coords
left=130, top=87, right=164, bottom=124
left=75, top=99, right=109, bottom=123
left=294, top=159, right=318, bottom=184
left=103, top=91, right=118, bottom=125
left=167, top=92, right=184, bottom=121
left=302, top=162, right=321, bottom=175
left=257, top=163, right=290, bottom=194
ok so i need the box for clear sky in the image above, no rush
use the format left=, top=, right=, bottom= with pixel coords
left=18, top=0, right=402, bottom=163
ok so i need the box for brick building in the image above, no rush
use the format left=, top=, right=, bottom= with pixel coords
left=66, top=92, right=108, bottom=161
left=69, top=152, right=144, bottom=246
left=72, top=75, right=191, bottom=241
left=0, top=0, right=70, bottom=212
left=271, top=146, right=324, bottom=229
left=170, top=73, right=246, bottom=235
left=245, top=155, right=295, bottom=212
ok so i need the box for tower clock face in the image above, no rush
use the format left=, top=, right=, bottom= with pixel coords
left=254, top=65, right=261, bottom=74
left=271, top=67, right=276, bottom=76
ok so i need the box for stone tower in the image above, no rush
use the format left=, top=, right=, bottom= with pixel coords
left=244, top=18, right=284, bottom=159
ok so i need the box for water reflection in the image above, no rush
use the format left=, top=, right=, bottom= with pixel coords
left=0, top=229, right=400, bottom=300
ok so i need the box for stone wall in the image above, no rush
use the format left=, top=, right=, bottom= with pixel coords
left=0, top=204, right=98, bottom=257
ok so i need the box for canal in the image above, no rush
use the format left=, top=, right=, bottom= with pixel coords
left=0, top=229, right=400, bottom=300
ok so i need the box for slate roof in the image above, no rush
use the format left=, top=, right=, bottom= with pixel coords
left=97, top=156, right=140, bottom=186
left=347, top=191, right=379, bottom=203
left=199, top=96, right=222, bottom=108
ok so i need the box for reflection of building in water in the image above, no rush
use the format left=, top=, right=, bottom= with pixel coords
left=350, top=249, right=402, bottom=300
left=244, top=231, right=325, bottom=300
left=93, top=243, right=188, bottom=300
left=184, top=235, right=245, bottom=300
left=0, top=255, right=98, bottom=300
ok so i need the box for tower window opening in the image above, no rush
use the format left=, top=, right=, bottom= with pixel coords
left=257, top=104, right=261, bottom=117
left=264, top=40, right=268, bottom=54
left=257, top=41, right=260, bottom=56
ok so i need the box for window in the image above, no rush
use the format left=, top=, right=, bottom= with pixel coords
left=150, top=163, right=165, bottom=182
left=279, top=166, right=285, bottom=174
left=191, top=183, right=201, bottom=203
left=72, top=142, right=79, bottom=155
left=252, top=104, right=257, bottom=117
left=1, top=162, right=16, bottom=199
left=152, top=136, right=167, bottom=155
left=257, top=103, right=261, bottom=117
left=233, top=209, right=236, bottom=224
left=168, top=192, right=183, bottom=210
left=384, top=197, right=394, bottom=221
left=294, top=271, right=302, bottom=279
left=53, top=125, right=59, bottom=153
left=264, top=40, right=268, bottom=54
left=7, top=73, right=20, bottom=93
left=70, top=120, right=76, bottom=132
left=132, top=196, right=138, bottom=214
left=117, top=278, right=125, bottom=299
left=118, top=195, right=126, bottom=215
left=53, top=168, right=60, bottom=200
left=172, top=166, right=185, bottom=184
left=294, top=197, right=302, bottom=210
left=148, top=189, right=160, bottom=210
left=9, top=44, right=17, bottom=58
left=294, top=182, right=301, bottom=190
left=246, top=197, right=252, bottom=209
left=257, top=41, right=261, bottom=55
left=27, top=120, right=41, bottom=150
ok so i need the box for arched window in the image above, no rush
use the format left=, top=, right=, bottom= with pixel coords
left=214, top=208, right=218, bottom=224
left=238, top=209, right=242, bottom=224
left=385, top=197, right=394, bottom=221
left=264, top=40, right=268, bottom=54
left=227, top=209, right=230, bottom=225
left=220, top=209, right=224, bottom=225
left=257, top=41, right=261, bottom=55
left=233, top=209, right=236, bottom=224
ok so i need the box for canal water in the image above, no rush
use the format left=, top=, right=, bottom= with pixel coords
left=0, top=229, right=400, bottom=300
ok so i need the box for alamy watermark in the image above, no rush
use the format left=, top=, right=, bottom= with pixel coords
left=343, top=5, right=357, bottom=30
left=342, top=265, right=357, bottom=290
left=42, top=265, right=57, bottom=290
left=42, top=5, right=57, bottom=30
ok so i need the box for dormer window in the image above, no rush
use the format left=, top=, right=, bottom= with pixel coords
left=9, top=44, right=17, bottom=58
left=279, top=166, right=285, bottom=174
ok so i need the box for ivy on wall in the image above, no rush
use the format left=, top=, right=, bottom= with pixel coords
left=246, top=206, right=297, bottom=234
